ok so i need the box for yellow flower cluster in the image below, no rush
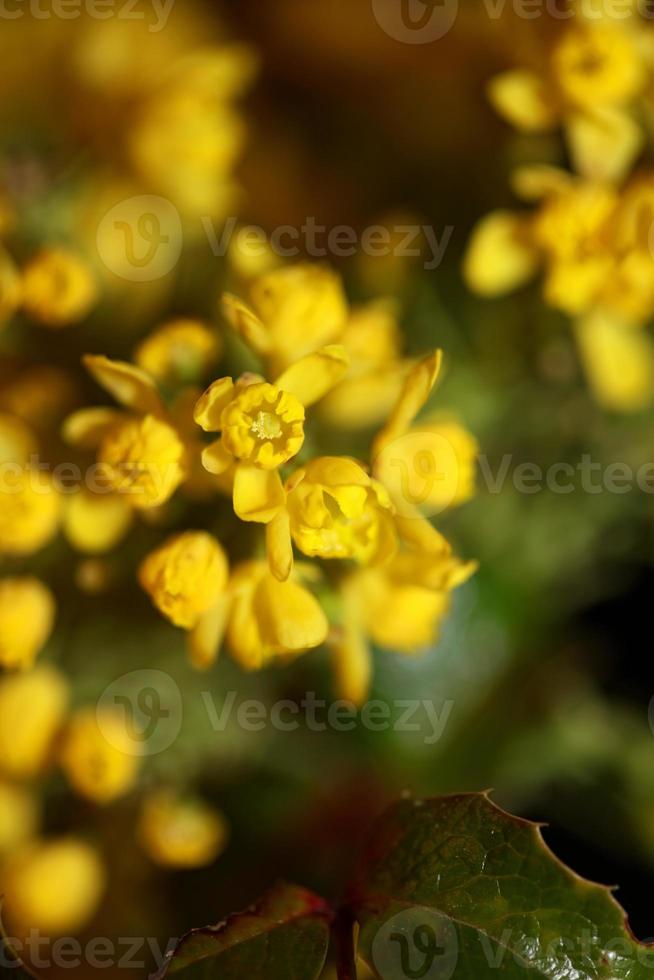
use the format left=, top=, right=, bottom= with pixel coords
left=465, top=1, right=654, bottom=412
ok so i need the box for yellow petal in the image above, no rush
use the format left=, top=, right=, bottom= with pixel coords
left=275, top=345, right=350, bottom=407
left=254, top=575, right=328, bottom=654
left=233, top=464, right=285, bottom=523
left=201, top=439, right=234, bottom=475
left=221, top=293, right=272, bottom=356
left=574, top=311, right=654, bottom=412
left=266, top=509, right=294, bottom=582
left=566, top=108, right=644, bottom=183
left=463, top=211, right=540, bottom=297
left=194, top=377, right=235, bottom=432
left=510, top=165, right=574, bottom=202
left=83, top=355, right=165, bottom=416
left=319, top=368, right=407, bottom=431
left=62, top=407, right=124, bottom=450
left=488, top=70, right=558, bottom=132
left=395, top=512, right=454, bottom=554
left=188, top=594, right=231, bottom=671
left=373, top=351, right=442, bottom=455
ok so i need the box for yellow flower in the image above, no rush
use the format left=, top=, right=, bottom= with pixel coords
left=574, top=310, right=654, bottom=412
left=63, top=355, right=187, bottom=509
left=134, top=318, right=221, bottom=387
left=0, top=468, right=61, bottom=557
left=59, top=707, right=140, bottom=805
left=0, top=666, right=69, bottom=780
left=189, top=560, right=329, bottom=672
left=221, top=264, right=348, bottom=373
left=98, top=413, right=186, bottom=509
left=63, top=490, right=133, bottom=554
left=319, top=299, right=411, bottom=431
left=372, top=353, right=478, bottom=549
left=1, top=838, right=105, bottom=935
left=333, top=547, right=477, bottom=705
left=0, top=577, right=56, bottom=671
left=138, top=791, right=229, bottom=868
left=283, top=456, right=397, bottom=569
left=0, top=245, right=21, bottom=327
left=0, top=366, right=77, bottom=432
left=195, top=345, right=349, bottom=525
left=21, top=247, right=98, bottom=327
left=139, top=531, right=229, bottom=629
left=0, top=782, right=39, bottom=856
left=488, top=19, right=648, bottom=181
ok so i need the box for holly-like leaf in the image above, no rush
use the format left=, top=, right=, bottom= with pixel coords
left=154, top=882, right=331, bottom=979
left=349, top=792, right=654, bottom=980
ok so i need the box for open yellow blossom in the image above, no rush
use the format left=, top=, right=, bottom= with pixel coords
left=139, top=531, right=229, bottom=629
left=63, top=490, right=133, bottom=554
left=0, top=245, right=21, bottom=327
left=333, top=547, right=477, bottom=705
left=189, top=560, right=329, bottom=672
left=21, top=246, right=98, bottom=327
left=488, top=17, right=649, bottom=181
left=0, top=577, right=56, bottom=671
left=1, top=838, right=106, bottom=935
left=135, top=319, right=221, bottom=387
left=0, top=666, right=69, bottom=780
left=0, top=469, right=61, bottom=557
left=221, top=264, right=348, bottom=372
left=0, top=782, right=39, bottom=855
left=59, top=707, right=140, bottom=805
left=138, top=791, right=229, bottom=868
left=194, top=345, right=349, bottom=524
left=264, top=457, right=397, bottom=583
left=63, top=354, right=187, bottom=509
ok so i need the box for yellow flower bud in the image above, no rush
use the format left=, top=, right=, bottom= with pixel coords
left=0, top=666, right=69, bottom=780
left=1, top=838, right=105, bottom=935
left=59, top=707, right=140, bottom=805
left=0, top=468, right=61, bottom=557
left=0, top=577, right=56, bottom=671
left=63, top=490, right=133, bottom=554
left=97, top=414, right=186, bottom=509
left=21, top=247, right=98, bottom=327
left=138, top=791, right=228, bottom=868
left=0, top=782, right=39, bottom=855
left=135, top=319, right=220, bottom=386
left=139, top=531, right=229, bottom=629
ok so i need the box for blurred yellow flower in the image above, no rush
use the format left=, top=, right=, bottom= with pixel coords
left=138, top=791, right=229, bottom=869
left=0, top=577, right=56, bottom=671
left=195, top=346, right=349, bottom=524
left=135, top=319, right=221, bottom=387
left=139, top=531, right=229, bottom=629
left=0, top=469, right=61, bottom=557
left=222, top=264, right=348, bottom=372
left=1, top=838, right=105, bottom=935
left=333, top=547, right=477, bottom=705
left=0, top=782, right=39, bottom=856
left=488, top=16, right=650, bottom=181
left=0, top=412, right=37, bottom=465
left=0, top=245, right=21, bottom=327
left=574, top=310, right=654, bottom=411
left=63, top=490, right=133, bottom=555
left=21, top=247, right=98, bottom=327
left=0, top=666, right=69, bottom=780
left=59, top=707, right=140, bottom=805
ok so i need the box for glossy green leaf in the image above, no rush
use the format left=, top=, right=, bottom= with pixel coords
left=155, top=882, right=331, bottom=979
left=349, top=792, right=654, bottom=979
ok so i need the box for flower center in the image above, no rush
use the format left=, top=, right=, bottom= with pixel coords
left=251, top=411, right=283, bottom=441
left=221, top=382, right=305, bottom=469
